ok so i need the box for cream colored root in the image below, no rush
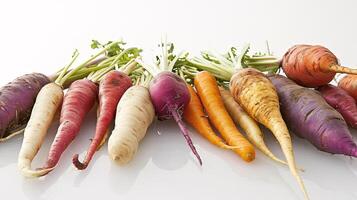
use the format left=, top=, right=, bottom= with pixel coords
left=269, top=120, right=309, bottom=200
left=108, top=86, right=155, bottom=165
left=229, top=70, right=308, bottom=199
left=219, top=87, right=289, bottom=166
left=17, top=83, right=63, bottom=178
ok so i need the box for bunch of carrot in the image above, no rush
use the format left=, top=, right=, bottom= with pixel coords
left=17, top=40, right=142, bottom=177
left=177, top=45, right=308, bottom=199
left=3, top=37, right=357, bottom=200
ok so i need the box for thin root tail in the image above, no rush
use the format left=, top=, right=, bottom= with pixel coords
left=20, top=167, right=54, bottom=178
left=330, top=64, right=357, bottom=75
left=72, top=154, right=88, bottom=170
left=170, top=107, right=203, bottom=166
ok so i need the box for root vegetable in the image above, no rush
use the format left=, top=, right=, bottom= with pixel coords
left=108, top=85, right=155, bottom=164
left=281, top=45, right=357, bottom=87
left=0, top=73, right=50, bottom=141
left=269, top=74, right=357, bottom=157
left=219, top=87, right=288, bottom=166
left=17, top=83, right=63, bottom=177
left=73, top=70, right=132, bottom=169
left=317, top=84, right=357, bottom=128
left=136, top=39, right=202, bottom=165
left=183, top=84, right=236, bottom=149
left=194, top=71, right=255, bottom=162
left=338, top=74, right=357, bottom=101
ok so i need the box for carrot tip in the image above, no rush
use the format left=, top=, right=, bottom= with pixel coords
left=72, top=154, right=88, bottom=170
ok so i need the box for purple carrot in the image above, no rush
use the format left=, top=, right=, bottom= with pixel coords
left=317, top=84, right=357, bottom=128
left=0, top=73, right=50, bottom=139
left=268, top=74, right=357, bottom=157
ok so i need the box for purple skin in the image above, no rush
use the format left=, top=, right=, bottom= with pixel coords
left=0, top=73, right=50, bottom=138
left=268, top=74, right=357, bottom=157
left=149, top=71, right=202, bottom=165
left=317, top=84, right=357, bottom=129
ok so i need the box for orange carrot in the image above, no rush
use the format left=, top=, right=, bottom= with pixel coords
left=183, top=84, right=236, bottom=150
left=194, top=71, right=255, bottom=162
left=281, top=44, right=357, bottom=87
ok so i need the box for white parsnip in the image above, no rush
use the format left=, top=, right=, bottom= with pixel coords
left=108, top=86, right=155, bottom=165
left=219, top=87, right=289, bottom=166
left=17, top=83, right=63, bottom=178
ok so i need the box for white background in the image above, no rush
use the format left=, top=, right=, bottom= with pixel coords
left=1, top=0, right=357, bottom=199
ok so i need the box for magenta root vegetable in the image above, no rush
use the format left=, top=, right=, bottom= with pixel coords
left=268, top=74, right=357, bottom=157
left=317, top=84, right=357, bottom=128
left=137, top=40, right=202, bottom=165
left=0, top=73, right=50, bottom=140
left=149, top=72, right=202, bottom=165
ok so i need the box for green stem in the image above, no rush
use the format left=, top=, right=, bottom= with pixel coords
left=235, top=43, right=250, bottom=70
left=246, top=60, right=280, bottom=67
left=98, top=56, right=115, bottom=66
left=58, top=41, right=119, bottom=86
left=247, top=56, right=278, bottom=61
left=136, top=58, right=160, bottom=77
left=55, top=50, right=79, bottom=85
left=141, top=72, right=152, bottom=88
left=90, top=47, right=137, bottom=82
left=186, top=59, right=233, bottom=80
left=168, top=51, right=184, bottom=72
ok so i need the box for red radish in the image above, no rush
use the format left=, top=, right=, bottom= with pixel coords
left=136, top=39, right=202, bottom=165
left=72, top=70, right=132, bottom=170
left=317, top=84, right=357, bottom=128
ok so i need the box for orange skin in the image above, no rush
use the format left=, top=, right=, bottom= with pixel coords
left=338, top=75, right=357, bottom=101
left=194, top=71, right=255, bottom=162
left=281, top=44, right=357, bottom=88
left=183, top=84, right=235, bottom=150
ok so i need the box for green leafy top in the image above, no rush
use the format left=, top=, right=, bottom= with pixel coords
left=135, top=37, right=184, bottom=77
left=174, top=43, right=281, bottom=82
left=55, top=39, right=142, bottom=87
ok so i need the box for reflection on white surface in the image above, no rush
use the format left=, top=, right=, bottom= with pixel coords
left=1, top=108, right=357, bottom=200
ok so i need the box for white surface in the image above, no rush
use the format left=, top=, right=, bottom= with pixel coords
left=1, top=0, right=357, bottom=199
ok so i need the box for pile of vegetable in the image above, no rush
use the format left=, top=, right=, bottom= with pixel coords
left=2, top=37, right=357, bottom=199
